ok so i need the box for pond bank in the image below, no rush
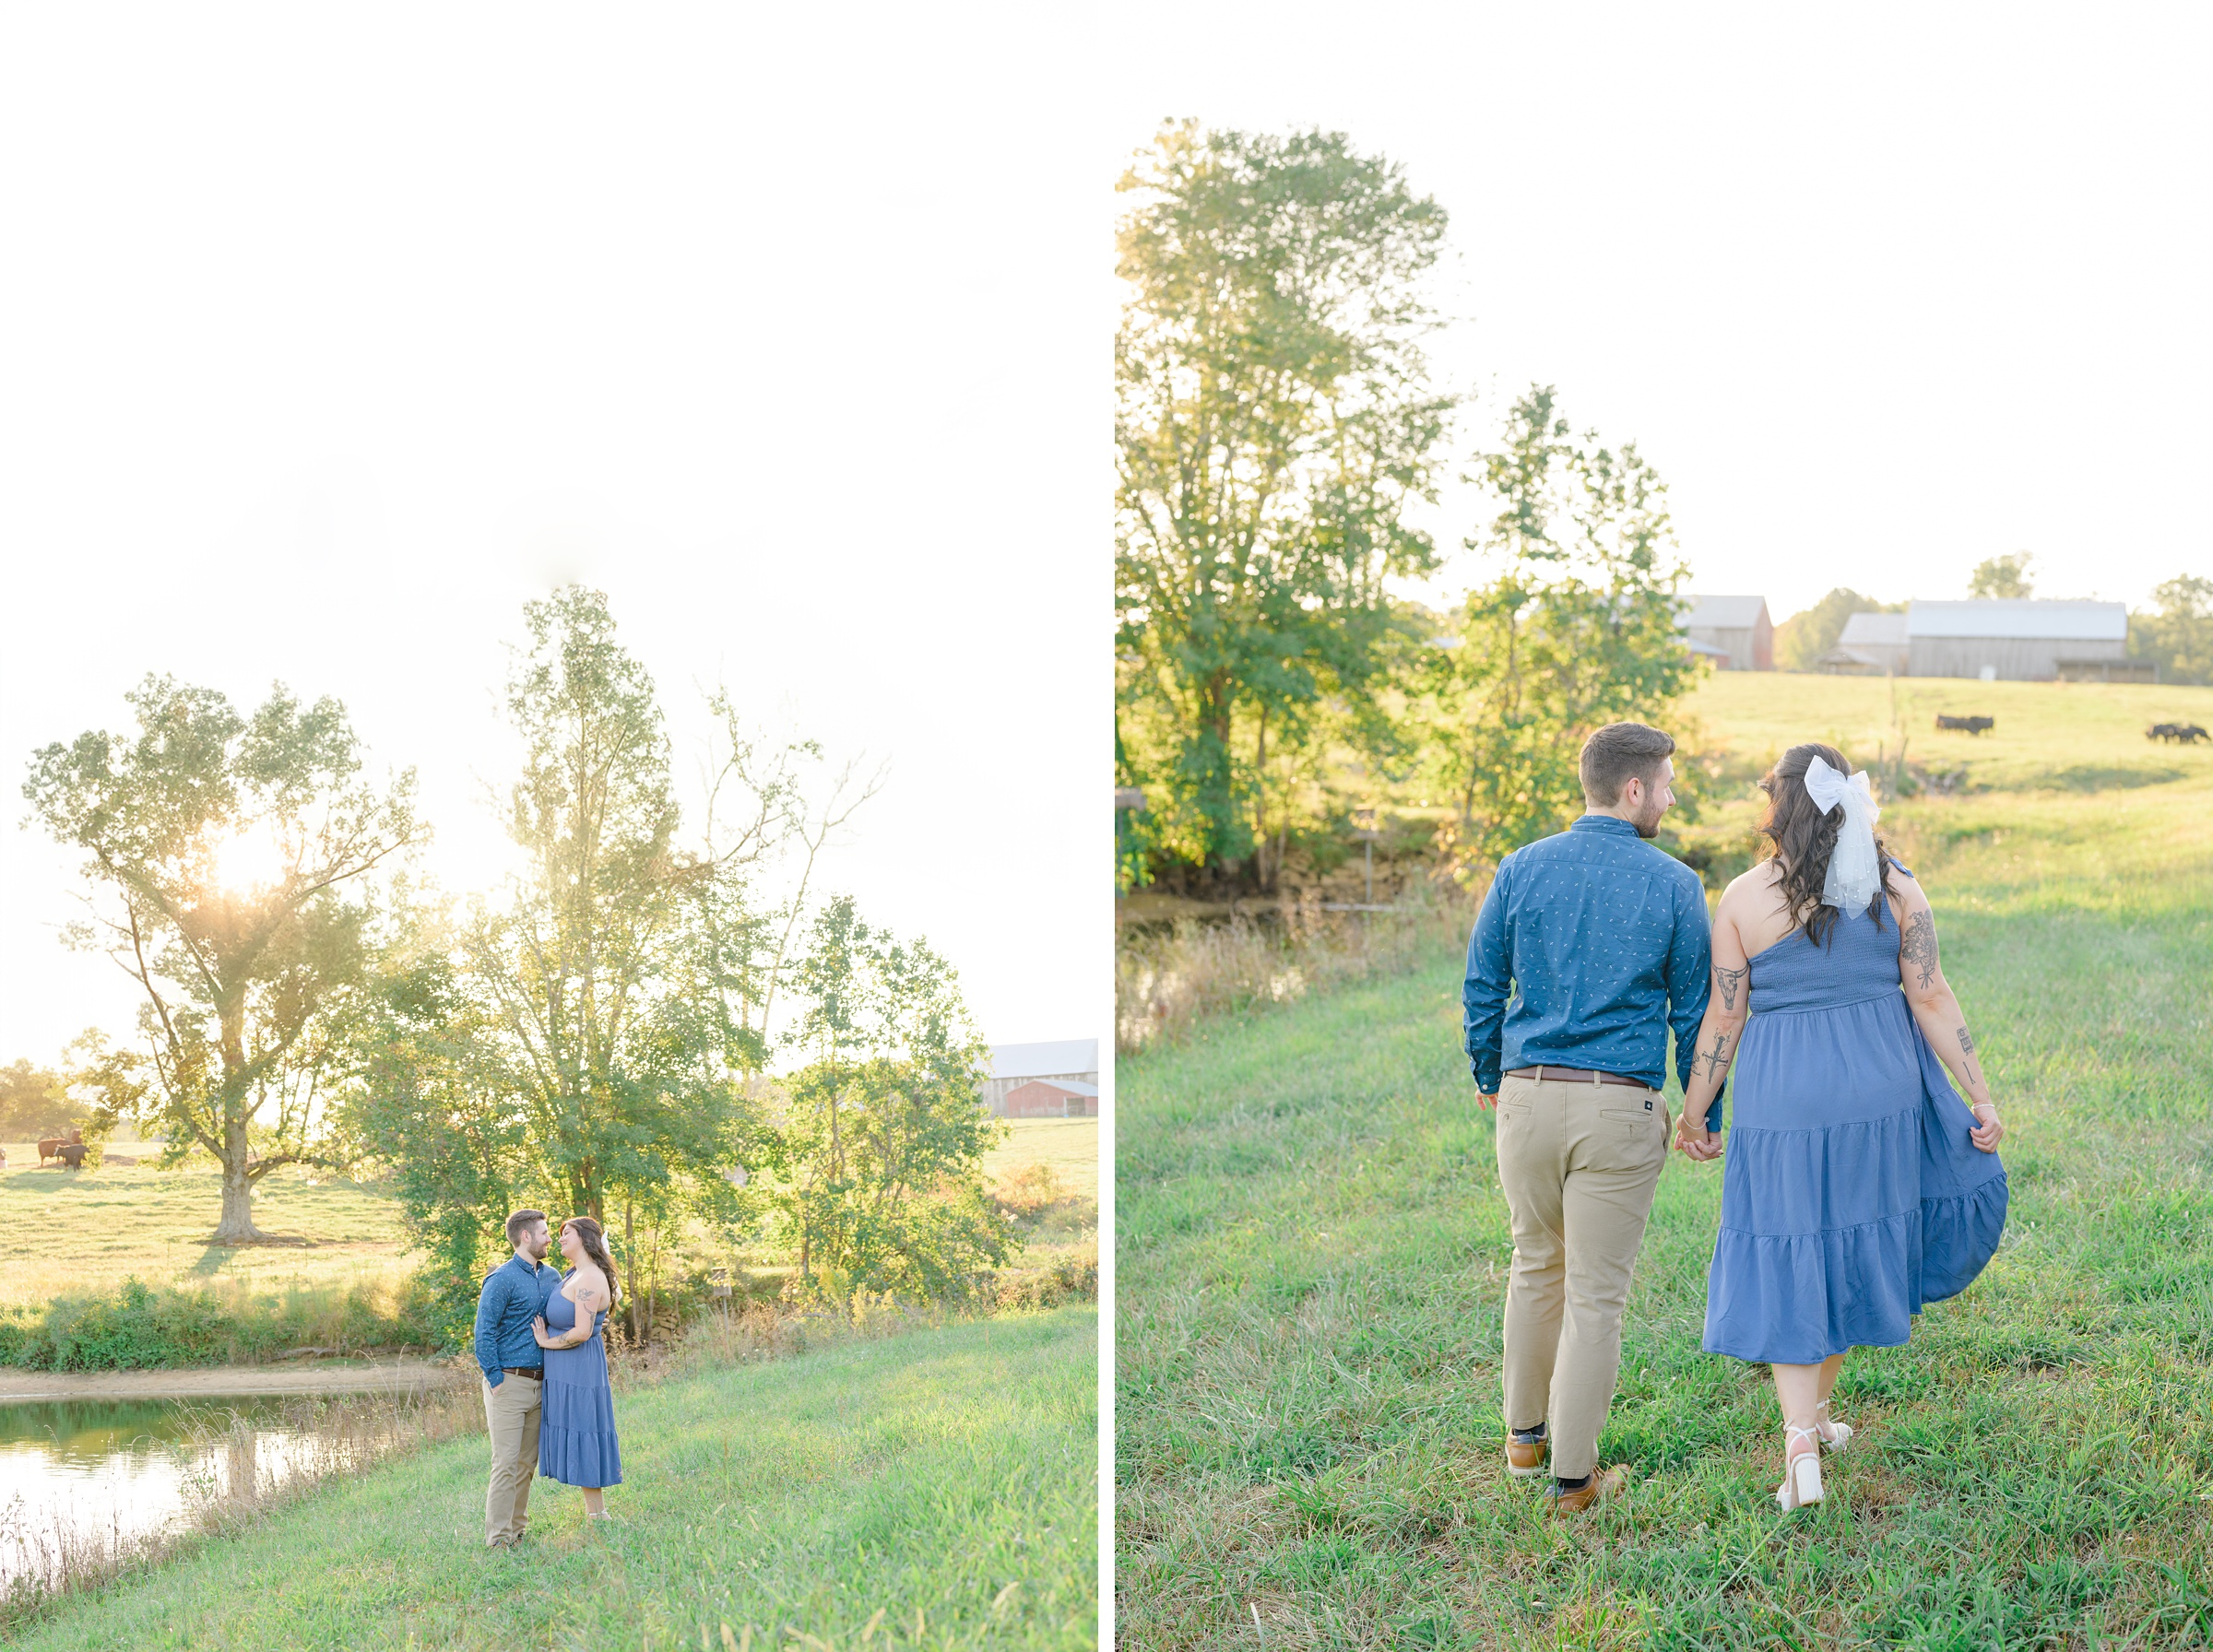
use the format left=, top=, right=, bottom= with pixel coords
left=0, top=1358, right=445, bottom=1404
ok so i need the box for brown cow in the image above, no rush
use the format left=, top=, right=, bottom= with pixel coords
left=37, top=1139, right=62, bottom=1166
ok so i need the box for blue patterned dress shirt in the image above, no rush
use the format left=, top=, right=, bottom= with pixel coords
left=474, top=1253, right=560, bottom=1386
left=1462, top=813, right=1721, bottom=1124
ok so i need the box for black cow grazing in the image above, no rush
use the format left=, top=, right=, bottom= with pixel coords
left=58, top=1144, right=88, bottom=1170
left=1935, top=714, right=1995, bottom=735
left=2149, top=723, right=2210, bottom=744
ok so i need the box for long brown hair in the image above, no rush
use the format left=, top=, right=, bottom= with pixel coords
left=561, top=1216, right=621, bottom=1306
left=1757, top=742, right=1899, bottom=948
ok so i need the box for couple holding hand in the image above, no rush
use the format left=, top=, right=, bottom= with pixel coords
left=1464, top=722, right=2008, bottom=1514
left=473, top=1209, right=627, bottom=1546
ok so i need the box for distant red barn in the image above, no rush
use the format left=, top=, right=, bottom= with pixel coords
left=1002, top=1079, right=1098, bottom=1118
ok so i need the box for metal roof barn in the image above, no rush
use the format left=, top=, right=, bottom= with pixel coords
left=1904, top=600, right=2132, bottom=681
left=979, top=1039, right=1100, bottom=1116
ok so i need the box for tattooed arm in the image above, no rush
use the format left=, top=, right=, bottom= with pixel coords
left=1895, top=875, right=2004, bottom=1152
left=1675, top=889, right=1752, bottom=1162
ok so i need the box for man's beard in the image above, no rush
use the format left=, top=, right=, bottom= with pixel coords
left=527, top=1232, right=550, bottom=1260
left=1632, top=797, right=1665, bottom=838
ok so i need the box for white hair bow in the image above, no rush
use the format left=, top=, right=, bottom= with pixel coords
left=1803, top=755, right=1881, bottom=911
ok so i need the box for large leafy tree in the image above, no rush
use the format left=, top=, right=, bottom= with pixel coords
left=24, top=678, right=417, bottom=1241
left=1774, top=587, right=1904, bottom=673
left=769, top=895, right=1009, bottom=1300
left=339, top=941, right=519, bottom=1344
left=0, top=1058, right=87, bottom=1140
left=1414, top=387, right=1699, bottom=869
left=1116, top=122, right=1455, bottom=885
left=1969, top=552, right=2035, bottom=599
left=2129, top=574, right=2213, bottom=686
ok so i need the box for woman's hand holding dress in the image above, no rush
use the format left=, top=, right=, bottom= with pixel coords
left=1969, top=1102, right=2003, bottom=1152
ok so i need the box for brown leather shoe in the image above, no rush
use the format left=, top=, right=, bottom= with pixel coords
left=1505, top=1431, right=1548, bottom=1478
left=1545, top=1465, right=1627, bottom=1515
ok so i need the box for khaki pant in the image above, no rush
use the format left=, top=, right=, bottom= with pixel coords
left=483, top=1372, right=542, bottom=1544
left=1495, top=1071, right=1669, bottom=1479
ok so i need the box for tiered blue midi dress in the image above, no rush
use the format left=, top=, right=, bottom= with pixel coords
left=538, top=1276, right=623, bottom=1488
left=1701, top=899, right=2008, bottom=1365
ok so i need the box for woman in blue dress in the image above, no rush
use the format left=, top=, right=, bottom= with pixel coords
left=1674, top=743, right=2007, bottom=1512
left=531, top=1215, right=624, bottom=1521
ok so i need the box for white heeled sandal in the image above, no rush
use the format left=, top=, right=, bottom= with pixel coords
left=1775, top=1425, right=1825, bottom=1511
left=1816, top=1400, right=1852, bottom=1455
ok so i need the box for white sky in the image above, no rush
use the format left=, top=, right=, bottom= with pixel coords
left=0, top=6, right=1108, bottom=1068
left=5, top=5, right=2210, bottom=1064
left=1116, top=3, right=2213, bottom=620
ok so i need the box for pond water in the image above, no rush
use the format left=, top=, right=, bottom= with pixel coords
left=0, top=1396, right=316, bottom=1587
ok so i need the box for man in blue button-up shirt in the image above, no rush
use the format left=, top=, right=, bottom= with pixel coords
left=475, top=1209, right=560, bottom=1546
left=1462, top=722, right=1717, bottom=1516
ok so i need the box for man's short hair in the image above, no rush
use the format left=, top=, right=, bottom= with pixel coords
left=1580, top=722, right=1675, bottom=806
left=505, top=1209, right=547, bottom=1246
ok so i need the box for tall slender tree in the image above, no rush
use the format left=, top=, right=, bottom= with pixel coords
left=347, top=589, right=880, bottom=1339
left=1414, top=387, right=1699, bottom=869
left=25, top=678, right=417, bottom=1241
left=466, top=587, right=745, bottom=1244
left=1116, top=122, right=1455, bottom=883
left=771, top=895, right=1008, bottom=1299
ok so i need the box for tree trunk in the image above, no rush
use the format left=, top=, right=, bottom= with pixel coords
left=211, top=997, right=265, bottom=1244
left=622, top=1198, right=639, bottom=1345
left=1253, top=704, right=1269, bottom=891
left=210, top=1158, right=264, bottom=1245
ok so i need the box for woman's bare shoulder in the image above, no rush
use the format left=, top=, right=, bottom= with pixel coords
left=562, top=1264, right=603, bottom=1297
left=1718, top=860, right=1781, bottom=909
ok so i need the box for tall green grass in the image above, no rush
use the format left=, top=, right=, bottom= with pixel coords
left=1117, top=687, right=2213, bottom=1649
left=13, top=1306, right=1098, bottom=1650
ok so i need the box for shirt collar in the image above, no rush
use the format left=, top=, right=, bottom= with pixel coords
left=1570, top=813, right=1641, bottom=839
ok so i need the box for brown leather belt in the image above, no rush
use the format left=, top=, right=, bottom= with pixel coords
left=501, top=1366, right=542, bottom=1379
left=1508, top=1065, right=1654, bottom=1091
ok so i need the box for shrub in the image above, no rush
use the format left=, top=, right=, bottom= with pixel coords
left=992, top=1163, right=1067, bottom=1222
left=992, top=1245, right=1099, bottom=1312
left=0, top=1277, right=443, bottom=1371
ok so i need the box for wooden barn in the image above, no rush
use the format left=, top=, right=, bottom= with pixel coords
left=1903, top=600, right=2140, bottom=681
left=1680, top=595, right=1774, bottom=671
left=1002, top=1078, right=1099, bottom=1118
left=979, top=1039, right=1099, bottom=1117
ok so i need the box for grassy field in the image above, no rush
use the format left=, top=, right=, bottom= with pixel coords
left=12, top=1305, right=1098, bottom=1650
left=1117, top=676, right=2213, bottom=1649
left=985, top=1119, right=1102, bottom=1206
left=0, top=1150, right=404, bottom=1307
left=0, top=1117, right=1098, bottom=1364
